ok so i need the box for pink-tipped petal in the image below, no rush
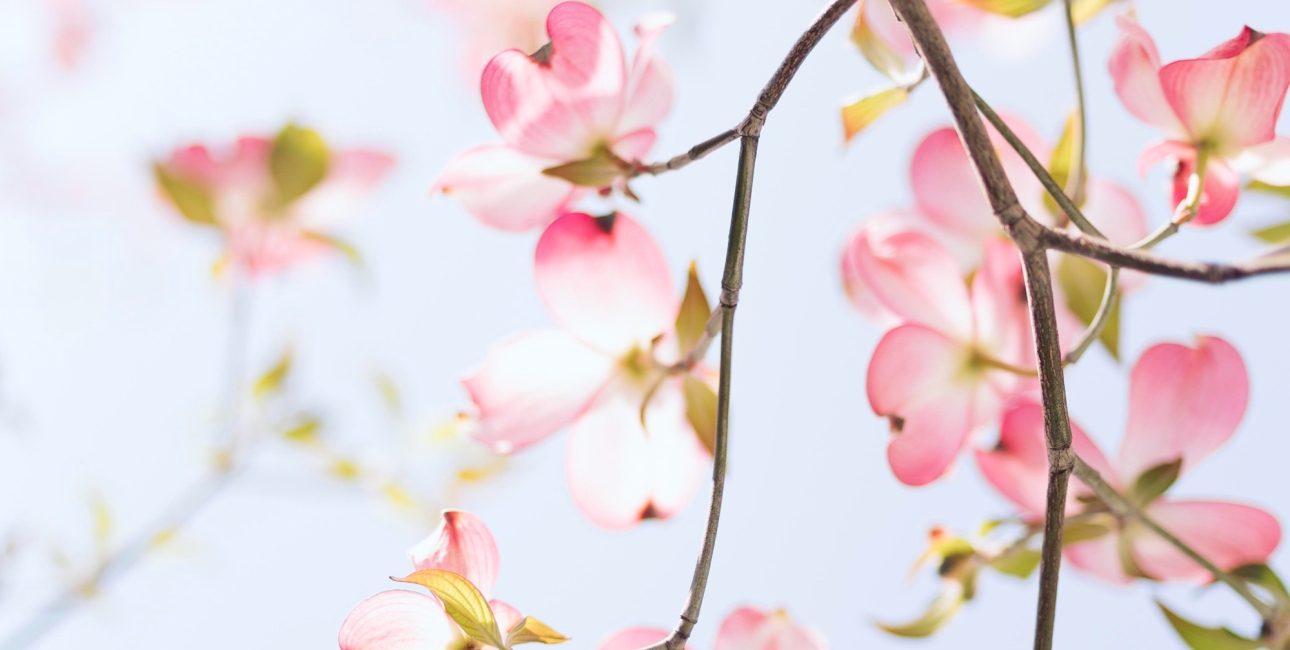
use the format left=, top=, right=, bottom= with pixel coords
left=713, top=606, right=829, bottom=650
left=565, top=385, right=706, bottom=531
left=1132, top=500, right=1281, bottom=582
left=535, top=212, right=675, bottom=353
left=1159, top=28, right=1290, bottom=152
left=1109, top=16, right=1186, bottom=136
left=482, top=50, right=600, bottom=160
left=489, top=599, right=525, bottom=635
left=843, top=220, right=973, bottom=338
left=1065, top=533, right=1133, bottom=586
left=1117, top=336, right=1249, bottom=481
left=407, top=510, right=501, bottom=597
left=1136, top=139, right=1195, bottom=178
left=463, top=329, right=615, bottom=454
left=434, top=145, right=583, bottom=232
left=1178, top=156, right=1241, bottom=226
left=338, top=590, right=457, bottom=650
left=617, top=12, right=675, bottom=135
left=598, top=628, right=684, bottom=650
left=544, top=2, right=628, bottom=139
left=1232, top=135, right=1290, bottom=186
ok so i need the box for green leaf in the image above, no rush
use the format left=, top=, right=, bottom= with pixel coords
left=270, top=123, right=330, bottom=206
left=1157, top=602, right=1264, bottom=650
left=959, top=0, right=1056, bottom=17
left=850, top=6, right=914, bottom=82
left=1070, top=0, right=1118, bottom=23
left=154, top=164, right=219, bottom=227
left=253, top=349, right=293, bottom=400
left=1250, top=220, right=1290, bottom=245
left=1044, top=112, right=1085, bottom=216
left=394, top=569, right=506, bottom=649
left=876, top=586, right=965, bottom=638
left=675, top=261, right=712, bottom=356
left=841, top=86, right=909, bottom=144
left=1061, top=517, right=1115, bottom=545
left=1247, top=180, right=1290, bottom=199
left=988, top=548, right=1041, bottom=579
left=1130, top=458, right=1183, bottom=505
left=682, top=374, right=718, bottom=455
left=1231, top=564, right=1290, bottom=609
left=301, top=230, right=363, bottom=268
left=541, top=151, right=624, bottom=187
left=1057, top=255, right=1121, bottom=360
left=506, top=616, right=571, bottom=646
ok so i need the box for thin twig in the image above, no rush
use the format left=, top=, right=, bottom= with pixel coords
left=1042, top=230, right=1290, bottom=283
left=1062, top=266, right=1118, bottom=366
left=1071, top=456, right=1277, bottom=621
left=1130, top=147, right=1211, bottom=250
left=644, top=2, right=860, bottom=647
left=1062, top=0, right=1088, bottom=207
left=634, top=130, right=738, bottom=177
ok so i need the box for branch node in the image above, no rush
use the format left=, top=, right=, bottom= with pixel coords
left=1047, top=445, right=1074, bottom=473
left=719, top=288, right=740, bottom=308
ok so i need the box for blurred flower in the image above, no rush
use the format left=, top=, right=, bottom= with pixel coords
left=1110, top=16, right=1290, bottom=224
left=461, top=212, right=710, bottom=530
left=435, top=2, right=675, bottom=231
left=431, top=0, right=564, bottom=81
left=47, top=0, right=92, bottom=71
left=976, top=336, right=1282, bottom=584
left=598, top=605, right=828, bottom=650
left=154, top=124, right=393, bottom=277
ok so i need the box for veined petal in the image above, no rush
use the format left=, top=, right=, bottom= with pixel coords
left=489, top=599, right=525, bottom=636
left=407, top=510, right=501, bottom=598
left=1132, top=500, right=1281, bottom=582
left=1109, top=16, right=1186, bottom=136
left=1065, top=532, right=1133, bottom=586
left=598, top=628, right=686, bottom=650
left=1117, top=336, right=1248, bottom=481
left=535, top=212, right=675, bottom=353
left=1160, top=28, right=1290, bottom=152
left=482, top=50, right=599, bottom=160
left=618, top=12, right=675, bottom=135
left=1231, top=135, right=1290, bottom=185
left=434, top=145, right=583, bottom=232
left=338, top=590, right=457, bottom=650
left=868, top=325, right=982, bottom=486
left=712, top=606, right=829, bottom=650
left=544, top=2, right=629, bottom=143
left=565, top=387, right=706, bottom=530
left=462, top=329, right=614, bottom=454
left=842, top=218, right=973, bottom=338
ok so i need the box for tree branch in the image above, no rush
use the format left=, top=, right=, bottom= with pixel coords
left=1042, top=229, right=1290, bottom=283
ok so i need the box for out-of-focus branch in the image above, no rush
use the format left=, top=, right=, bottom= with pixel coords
left=1062, top=0, right=1087, bottom=207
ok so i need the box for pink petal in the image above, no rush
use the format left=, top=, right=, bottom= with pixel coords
left=407, top=510, right=501, bottom=598
left=598, top=628, right=683, bottom=650
left=1160, top=28, right=1290, bottom=152
left=1065, top=532, right=1133, bottom=586
left=489, top=599, right=524, bottom=636
left=434, top=145, right=583, bottom=232
left=863, top=0, right=981, bottom=62
left=1109, top=16, right=1186, bottom=137
left=544, top=2, right=628, bottom=140
left=338, top=590, right=457, bottom=650
left=1080, top=178, right=1149, bottom=248
left=1231, top=135, right=1290, bottom=185
left=1117, top=336, right=1249, bottom=482
left=617, top=12, right=676, bottom=136
left=841, top=218, right=973, bottom=338
left=868, top=325, right=986, bottom=486
left=462, top=329, right=615, bottom=454
left=565, top=383, right=706, bottom=530
left=1136, top=139, right=1195, bottom=179
left=1132, top=500, right=1281, bottom=582
left=712, top=606, right=829, bottom=650
left=1177, top=156, right=1241, bottom=226
left=610, top=128, right=657, bottom=162
left=295, top=149, right=395, bottom=230
left=481, top=50, right=599, bottom=161
left=968, top=240, right=1033, bottom=365
left=534, top=212, right=675, bottom=354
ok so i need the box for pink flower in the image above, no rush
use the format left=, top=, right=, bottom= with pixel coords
left=338, top=510, right=526, bottom=649
left=976, top=336, right=1282, bottom=584
left=155, top=128, right=393, bottom=277
left=430, top=0, right=564, bottom=82
left=598, top=606, right=828, bottom=650
left=1110, top=16, right=1290, bottom=224
left=845, top=222, right=1055, bottom=486
left=462, top=212, right=709, bottom=529
left=435, top=2, right=675, bottom=232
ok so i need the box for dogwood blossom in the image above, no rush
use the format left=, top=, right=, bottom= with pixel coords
left=976, top=336, right=1281, bottom=583
left=598, top=606, right=828, bottom=650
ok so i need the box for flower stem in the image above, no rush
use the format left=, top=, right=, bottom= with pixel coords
left=1062, top=0, right=1088, bottom=207
left=1061, top=266, right=1118, bottom=366
left=1131, top=147, right=1211, bottom=250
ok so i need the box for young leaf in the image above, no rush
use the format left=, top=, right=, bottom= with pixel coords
left=675, top=261, right=711, bottom=356
left=154, top=164, right=219, bottom=227
left=1250, top=220, right=1290, bottom=245
left=988, top=548, right=1041, bottom=579
left=1057, top=255, right=1121, bottom=360
left=253, top=349, right=293, bottom=399
left=1044, top=112, right=1085, bottom=216
left=682, top=375, right=718, bottom=455
left=394, top=569, right=507, bottom=649
left=1130, top=458, right=1183, bottom=505
left=1231, top=564, right=1290, bottom=609
left=1247, top=180, right=1290, bottom=199
left=506, top=616, right=571, bottom=646
left=541, top=154, right=623, bottom=188
left=270, top=124, right=330, bottom=206
left=842, top=86, right=909, bottom=144
left=1061, top=518, right=1114, bottom=545
left=1157, top=602, right=1264, bottom=650
left=875, top=586, right=965, bottom=638
left=850, top=4, right=911, bottom=82
left=959, top=0, right=1055, bottom=17
left=301, top=230, right=363, bottom=268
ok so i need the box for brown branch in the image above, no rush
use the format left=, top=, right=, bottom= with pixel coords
left=1043, top=229, right=1290, bottom=283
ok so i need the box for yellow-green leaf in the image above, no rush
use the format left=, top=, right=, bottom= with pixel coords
left=682, top=374, right=718, bottom=455
left=876, top=586, right=965, bottom=638
left=1061, top=517, right=1114, bottom=545
left=1057, top=255, right=1121, bottom=360
left=302, top=230, right=363, bottom=268
left=395, top=569, right=506, bottom=649
left=675, top=261, right=711, bottom=356
left=988, top=547, right=1041, bottom=579
left=282, top=416, right=321, bottom=445
left=270, top=124, right=330, bottom=206
left=1130, top=458, right=1182, bottom=505
left=1157, top=602, right=1264, bottom=650
left=1248, top=180, right=1290, bottom=199
left=1250, top=220, right=1290, bottom=245
left=1044, top=111, right=1085, bottom=216
left=850, top=3, right=912, bottom=81
left=1071, top=0, right=1119, bottom=23
left=1231, top=564, right=1290, bottom=609
left=841, top=86, right=908, bottom=144
left=506, top=616, right=571, bottom=646
left=960, top=0, right=1055, bottom=17
left=541, top=153, right=624, bottom=188
left=154, top=164, right=219, bottom=227
left=253, top=349, right=293, bottom=399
